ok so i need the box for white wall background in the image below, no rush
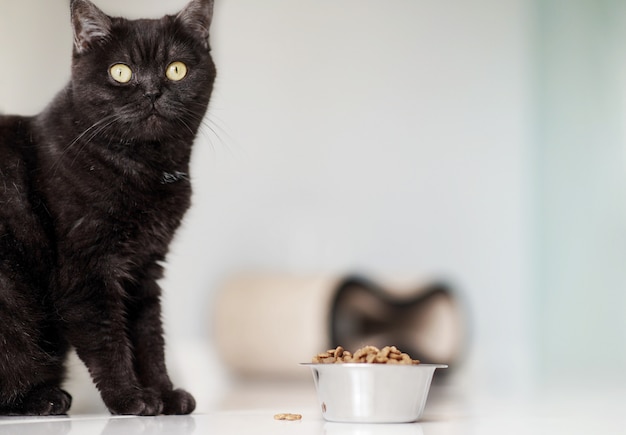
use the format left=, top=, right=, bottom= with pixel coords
left=2, top=0, right=624, bottom=401
left=182, top=0, right=533, bottom=389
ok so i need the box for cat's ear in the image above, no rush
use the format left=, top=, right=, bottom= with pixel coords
left=70, top=0, right=112, bottom=54
left=176, top=0, right=215, bottom=49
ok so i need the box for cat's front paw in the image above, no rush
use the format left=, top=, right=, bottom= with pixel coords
left=105, top=388, right=163, bottom=416
left=18, top=386, right=72, bottom=416
left=162, top=389, right=196, bottom=415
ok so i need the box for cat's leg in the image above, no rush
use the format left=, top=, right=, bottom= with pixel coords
left=0, top=278, right=71, bottom=416
left=57, top=275, right=164, bottom=416
left=127, top=268, right=195, bottom=415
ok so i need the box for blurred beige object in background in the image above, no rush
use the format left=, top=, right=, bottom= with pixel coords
left=214, top=274, right=339, bottom=378
left=213, top=274, right=466, bottom=379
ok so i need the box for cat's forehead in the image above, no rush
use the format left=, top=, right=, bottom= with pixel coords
left=109, top=16, right=191, bottom=63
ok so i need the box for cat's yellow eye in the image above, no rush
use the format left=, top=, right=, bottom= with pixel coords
left=110, top=64, right=133, bottom=84
left=166, top=61, right=188, bottom=82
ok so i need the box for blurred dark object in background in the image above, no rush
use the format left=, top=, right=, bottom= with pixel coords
left=331, top=276, right=465, bottom=369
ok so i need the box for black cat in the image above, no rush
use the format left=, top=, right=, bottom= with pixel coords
left=0, top=0, right=216, bottom=416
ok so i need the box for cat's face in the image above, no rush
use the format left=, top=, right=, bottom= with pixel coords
left=69, top=0, right=216, bottom=143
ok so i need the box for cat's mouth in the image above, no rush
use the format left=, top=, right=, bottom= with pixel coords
left=120, top=103, right=177, bottom=140
left=144, top=111, right=165, bottom=130
left=144, top=103, right=174, bottom=122
left=147, top=105, right=162, bottom=117
left=143, top=107, right=167, bottom=124
left=134, top=108, right=173, bottom=140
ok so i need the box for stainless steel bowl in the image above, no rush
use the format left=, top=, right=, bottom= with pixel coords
left=302, top=363, right=447, bottom=423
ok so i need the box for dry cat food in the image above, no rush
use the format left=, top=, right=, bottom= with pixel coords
left=274, top=413, right=303, bottom=421
left=313, top=345, right=420, bottom=365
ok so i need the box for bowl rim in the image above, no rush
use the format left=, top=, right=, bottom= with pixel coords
left=300, top=362, right=448, bottom=368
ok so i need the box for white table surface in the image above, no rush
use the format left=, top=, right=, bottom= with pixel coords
left=1, top=380, right=624, bottom=435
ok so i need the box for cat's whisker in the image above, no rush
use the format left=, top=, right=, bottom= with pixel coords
left=47, top=114, right=121, bottom=177
left=176, top=105, right=228, bottom=151
left=175, top=117, right=197, bottom=138
left=183, top=114, right=221, bottom=154
left=68, top=116, right=124, bottom=167
left=200, top=114, right=237, bottom=156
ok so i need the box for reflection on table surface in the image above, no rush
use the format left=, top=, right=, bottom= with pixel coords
left=1, top=382, right=625, bottom=435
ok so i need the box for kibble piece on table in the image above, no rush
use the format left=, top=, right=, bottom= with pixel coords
left=274, top=413, right=303, bottom=421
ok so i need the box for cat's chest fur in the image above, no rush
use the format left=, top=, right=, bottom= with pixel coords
left=1, top=113, right=191, bottom=293
left=37, top=123, right=192, bottom=263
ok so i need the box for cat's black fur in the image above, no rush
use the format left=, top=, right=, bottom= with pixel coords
left=0, top=0, right=216, bottom=416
